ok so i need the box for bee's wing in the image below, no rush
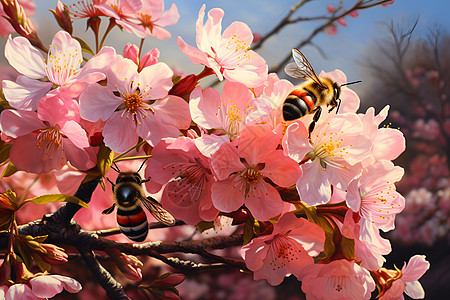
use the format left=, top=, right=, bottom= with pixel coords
left=285, top=49, right=327, bottom=89
left=140, top=195, right=176, bottom=226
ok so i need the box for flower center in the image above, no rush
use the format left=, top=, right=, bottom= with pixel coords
left=310, top=131, right=350, bottom=170
left=225, top=104, right=242, bottom=136
left=268, top=235, right=298, bottom=271
left=124, top=93, right=143, bottom=112
left=165, top=162, right=209, bottom=207
left=36, top=126, right=63, bottom=161
left=241, top=168, right=263, bottom=184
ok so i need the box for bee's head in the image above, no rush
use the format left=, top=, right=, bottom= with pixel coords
left=116, top=172, right=142, bottom=184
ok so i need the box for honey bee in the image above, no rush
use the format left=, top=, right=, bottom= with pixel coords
left=102, top=162, right=175, bottom=242
left=284, top=48, right=360, bottom=137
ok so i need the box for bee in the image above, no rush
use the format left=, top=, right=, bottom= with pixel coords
left=102, top=161, right=176, bottom=242
left=284, top=48, right=360, bottom=137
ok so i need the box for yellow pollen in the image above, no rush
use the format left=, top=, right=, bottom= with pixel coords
left=123, top=93, right=143, bottom=111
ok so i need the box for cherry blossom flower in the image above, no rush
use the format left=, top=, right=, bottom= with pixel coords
left=299, top=259, right=376, bottom=300
left=380, top=0, right=395, bottom=7
left=241, top=213, right=325, bottom=285
left=325, top=23, right=338, bottom=36
left=177, top=4, right=267, bottom=87
left=145, top=137, right=219, bottom=225
left=2, top=30, right=114, bottom=111
left=211, top=126, right=301, bottom=221
left=189, top=81, right=256, bottom=156
left=359, top=106, right=405, bottom=164
left=0, top=93, right=96, bottom=173
left=283, top=112, right=372, bottom=206
left=377, top=255, right=430, bottom=300
left=346, top=160, right=405, bottom=233
left=95, top=0, right=179, bottom=40
left=79, top=54, right=190, bottom=153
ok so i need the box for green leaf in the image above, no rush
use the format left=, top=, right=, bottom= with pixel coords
left=341, top=236, right=355, bottom=260
left=97, top=144, right=114, bottom=177
left=2, top=162, right=17, bottom=178
left=0, top=142, right=11, bottom=165
left=314, top=215, right=336, bottom=262
left=242, top=218, right=255, bottom=245
left=195, top=221, right=214, bottom=233
left=20, top=194, right=89, bottom=209
left=73, top=36, right=94, bottom=55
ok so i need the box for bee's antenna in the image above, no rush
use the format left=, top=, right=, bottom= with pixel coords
left=341, top=80, right=362, bottom=87
left=137, top=158, right=149, bottom=173
left=110, top=161, right=121, bottom=173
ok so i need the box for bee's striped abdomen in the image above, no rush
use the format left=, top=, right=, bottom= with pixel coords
left=117, top=206, right=148, bottom=242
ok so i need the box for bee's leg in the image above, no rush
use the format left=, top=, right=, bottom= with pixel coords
left=102, top=203, right=116, bottom=215
left=106, top=177, right=115, bottom=192
left=308, top=106, right=322, bottom=139
left=329, top=99, right=341, bottom=114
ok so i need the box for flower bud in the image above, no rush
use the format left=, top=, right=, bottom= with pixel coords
left=49, top=1, right=73, bottom=35
left=371, top=266, right=402, bottom=298
left=169, top=74, right=198, bottom=99
left=107, top=249, right=143, bottom=281
left=0, top=0, right=46, bottom=51
left=41, top=244, right=68, bottom=265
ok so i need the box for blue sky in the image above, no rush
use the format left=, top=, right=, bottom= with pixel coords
left=19, top=1, right=450, bottom=98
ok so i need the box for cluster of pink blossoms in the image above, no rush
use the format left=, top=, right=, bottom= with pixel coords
left=0, top=0, right=429, bottom=299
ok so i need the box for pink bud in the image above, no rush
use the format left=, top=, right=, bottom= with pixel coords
left=150, top=273, right=185, bottom=288
left=381, top=0, right=395, bottom=7
left=325, top=23, right=338, bottom=36
left=169, top=74, right=198, bottom=98
left=349, top=10, right=359, bottom=18
left=252, top=33, right=261, bottom=43
left=41, top=244, right=68, bottom=265
left=337, top=17, right=347, bottom=27
left=139, top=48, right=160, bottom=70
left=107, top=249, right=143, bottom=281
left=49, top=1, right=73, bottom=35
left=123, top=43, right=139, bottom=65
left=326, top=5, right=335, bottom=13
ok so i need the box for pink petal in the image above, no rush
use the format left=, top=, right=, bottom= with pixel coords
left=151, top=95, right=191, bottom=129
left=2, top=76, right=53, bottom=111
left=337, top=17, right=348, bottom=27
left=405, top=281, right=425, bottom=299
left=30, top=275, right=64, bottom=298
left=76, top=46, right=116, bottom=82
left=223, top=61, right=268, bottom=88
left=10, top=134, right=65, bottom=173
left=339, top=87, right=360, bottom=113
left=177, top=36, right=208, bottom=66
left=138, top=62, right=173, bottom=99
left=5, top=35, right=46, bottom=79
left=325, top=23, right=338, bottom=36
left=5, top=284, right=36, bottom=300
left=241, top=235, right=272, bottom=270
left=194, top=134, right=230, bottom=158
left=0, top=109, right=43, bottom=138
left=189, top=86, right=222, bottom=129
left=283, top=122, right=312, bottom=163
left=261, top=151, right=301, bottom=187
left=203, top=8, right=224, bottom=47
left=373, top=128, right=405, bottom=160
left=106, top=56, right=138, bottom=94
left=79, top=84, right=121, bottom=122
left=210, top=142, right=244, bottom=180
left=297, top=161, right=332, bottom=206
left=237, top=125, right=279, bottom=164
left=222, top=21, right=253, bottom=46
left=245, top=181, right=283, bottom=221
left=47, top=275, right=82, bottom=293
left=155, top=3, right=180, bottom=27
left=211, top=174, right=245, bottom=212
left=103, top=112, right=138, bottom=153
left=402, top=255, right=430, bottom=282
left=61, top=121, right=90, bottom=148
left=136, top=113, right=180, bottom=147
